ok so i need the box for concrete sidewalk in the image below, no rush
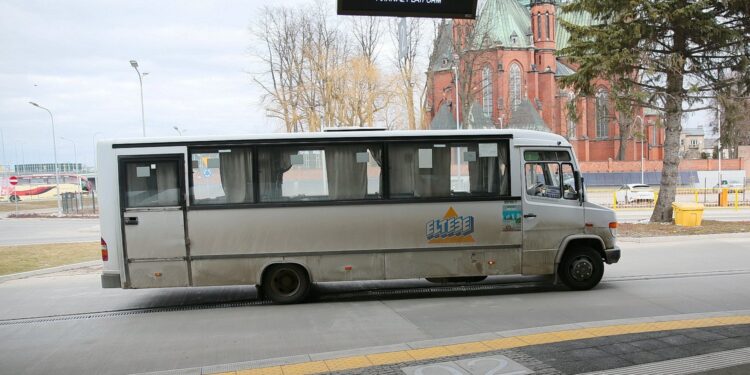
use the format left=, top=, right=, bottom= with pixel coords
left=132, top=311, right=750, bottom=375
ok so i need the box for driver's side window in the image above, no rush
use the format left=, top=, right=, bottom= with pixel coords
left=525, top=162, right=561, bottom=199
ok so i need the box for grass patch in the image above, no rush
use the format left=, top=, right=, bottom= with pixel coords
left=0, top=200, right=59, bottom=212
left=0, top=242, right=99, bottom=276
left=620, top=220, right=750, bottom=238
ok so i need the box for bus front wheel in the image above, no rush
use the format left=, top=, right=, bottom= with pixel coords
left=558, top=246, right=604, bottom=291
left=9, top=195, right=19, bottom=203
left=261, top=264, right=311, bottom=304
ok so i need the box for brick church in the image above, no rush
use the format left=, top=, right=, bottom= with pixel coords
left=425, top=0, right=665, bottom=162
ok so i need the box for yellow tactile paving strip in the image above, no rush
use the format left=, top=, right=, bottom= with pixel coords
left=212, top=315, right=750, bottom=375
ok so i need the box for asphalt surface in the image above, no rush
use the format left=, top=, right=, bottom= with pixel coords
left=0, top=217, right=99, bottom=245
left=0, top=234, right=749, bottom=374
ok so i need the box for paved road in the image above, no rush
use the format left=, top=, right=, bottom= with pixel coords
left=0, top=217, right=99, bottom=245
left=615, top=207, right=750, bottom=222
left=0, top=234, right=749, bottom=374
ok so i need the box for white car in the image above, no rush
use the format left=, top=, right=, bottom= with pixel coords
left=616, top=184, right=655, bottom=204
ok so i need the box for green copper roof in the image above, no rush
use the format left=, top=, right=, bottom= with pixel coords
left=473, top=0, right=532, bottom=49
left=556, top=9, right=595, bottom=50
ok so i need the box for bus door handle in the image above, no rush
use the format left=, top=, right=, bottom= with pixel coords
left=523, top=213, right=537, bottom=219
left=124, top=217, right=139, bottom=225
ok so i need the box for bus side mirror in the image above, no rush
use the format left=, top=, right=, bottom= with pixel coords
left=574, top=171, right=584, bottom=203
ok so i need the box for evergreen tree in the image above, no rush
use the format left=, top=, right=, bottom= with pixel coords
left=559, top=0, right=750, bottom=222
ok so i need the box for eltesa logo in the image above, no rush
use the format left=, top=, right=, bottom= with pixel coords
left=426, top=207, right=475, bottom=244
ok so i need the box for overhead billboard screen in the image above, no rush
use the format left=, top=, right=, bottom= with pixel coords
left=337, top=0, right=478, bottom=19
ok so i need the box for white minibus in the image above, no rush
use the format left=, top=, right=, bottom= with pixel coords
left=98, top=130, right=620, bottom=303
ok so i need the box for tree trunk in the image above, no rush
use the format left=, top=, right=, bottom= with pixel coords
left=617, top=125, right=628, bottom=161
left=650, top=67, right=685, bottom=223
left=406, top=83, right=416, bottom=130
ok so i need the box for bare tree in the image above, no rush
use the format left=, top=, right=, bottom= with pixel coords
left=252, top=6, right=306, bottom=132
left=389, top=17, right=424, bottom=130
left=450, top=20, right=491, bottom=129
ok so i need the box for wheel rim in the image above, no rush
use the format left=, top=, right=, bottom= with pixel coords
left=271, top=269, right=300, bottom=296
left=570, top=256, right=594, bottom=281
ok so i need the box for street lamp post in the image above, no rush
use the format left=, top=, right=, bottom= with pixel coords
left=717, top=104, right=722, bottom=187
left=130, top=60, right=146, bottom=137
left=29, top=101, right=62, bottom=216
left=634, top=115, right=645, bottom=184
left=452, top=54, right=460, bottom=130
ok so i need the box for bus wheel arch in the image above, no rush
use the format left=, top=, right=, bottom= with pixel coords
left=556, top=237, right=605, bottom=290
left=259, top=263, right=312, bottom=304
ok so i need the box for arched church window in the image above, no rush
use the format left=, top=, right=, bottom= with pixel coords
left=596, top=88, right=610, bottom=138
left=537, top=13, right=542, bottom=40
left=509, top=63, right=523, bottom=111
left=482, top=66, right=493, bottom=118
left=546, top=12, right=551, bottom=40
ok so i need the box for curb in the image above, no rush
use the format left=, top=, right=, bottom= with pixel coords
left=0, top=260, right=101, bottom=284
left=619, top=231, right=750, bottom=243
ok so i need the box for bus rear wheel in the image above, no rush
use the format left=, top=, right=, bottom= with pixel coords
left=261, top=264, right=311, bottom=304
left=558, top=246, right=604, bottom=291
left=9, top=195, right=19, bottom=203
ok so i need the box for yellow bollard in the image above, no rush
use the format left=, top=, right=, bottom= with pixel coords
left=654, top=192, right=658, bottom=207
left=613, top=191, right=617, bottom=210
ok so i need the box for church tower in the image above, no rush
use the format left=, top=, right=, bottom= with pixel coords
left=530, top=0, right=557, bottom=71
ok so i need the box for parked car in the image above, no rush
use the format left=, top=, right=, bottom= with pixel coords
left=615, top=184, right=656, bottom=204
left=714, top=180, right=745, bottom=192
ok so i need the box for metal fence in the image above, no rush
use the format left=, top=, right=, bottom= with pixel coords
left=587, top=186, right=749, bottom=209
left=60, top=192, right=98, bottom=214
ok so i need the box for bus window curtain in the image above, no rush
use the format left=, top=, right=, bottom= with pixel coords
left=468, top=143, right=499, bottom=194
left=325, top=145, right=367, bottom=200
left=417, top=147, right=451, bottom=197
left=498, top=142, right=510, bottom=195
left=388, top=145, right=416, bottom=197
left=258, top=148, right=294, bottom=201
left=219, top=150, right=253, bottom=203
left=154, top=162, right=179, bottom=206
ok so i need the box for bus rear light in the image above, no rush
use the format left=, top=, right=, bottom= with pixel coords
left=101, top=238, right=108, bottom=262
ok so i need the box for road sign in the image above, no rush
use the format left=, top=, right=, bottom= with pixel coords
left=9, top=176, right=18, bottom=186
left=337, top=0, right=477, bottom=19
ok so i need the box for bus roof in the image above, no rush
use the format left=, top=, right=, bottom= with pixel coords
left=103, top=129, right=571, bottom=148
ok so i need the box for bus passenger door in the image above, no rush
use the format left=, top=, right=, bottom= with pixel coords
left=119, top=156, right=189, bottom=288
left=521, top=152, right=584, bottom=275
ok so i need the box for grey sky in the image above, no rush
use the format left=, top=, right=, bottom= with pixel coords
left=0, top=0, right=305, bottom=167
left=0, top=0, right=711, bottom=169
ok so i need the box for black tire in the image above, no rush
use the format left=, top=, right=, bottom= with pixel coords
left=261, top=264, right=311, bottom=304
left=558, top=246, right=604, bottom=290
left=9, top=195, right=19, bottom=203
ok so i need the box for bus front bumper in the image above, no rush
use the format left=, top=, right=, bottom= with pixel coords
left=604, top=246, right=621, bottom=264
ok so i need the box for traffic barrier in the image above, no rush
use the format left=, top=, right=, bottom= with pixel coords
left=587, top=186, right=748, bottom=209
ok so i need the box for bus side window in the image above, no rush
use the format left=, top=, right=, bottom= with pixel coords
left=525, top=162, right=561, bottom=198
left=124, top=162, right=180, bottom=208
left=191, top=149, right=254, bottom=205
left=257, top=144, right=382, bottom=203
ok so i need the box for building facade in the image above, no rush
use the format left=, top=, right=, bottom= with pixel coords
left=425, top=0, right=665, bottom=162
